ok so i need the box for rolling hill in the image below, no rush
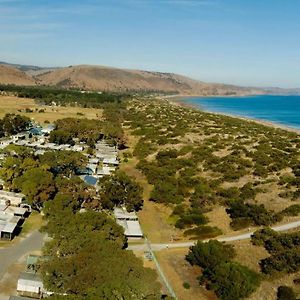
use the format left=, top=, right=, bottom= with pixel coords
left=0, top=64, right=36, bottom=86
left=0, top=62, right=263, bottom=95
left=36, top=65, right=262, bottom=95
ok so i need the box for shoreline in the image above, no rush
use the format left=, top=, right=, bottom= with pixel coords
left=166, top=96, right=300, bottom=135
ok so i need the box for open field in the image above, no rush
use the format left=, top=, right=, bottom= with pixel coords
left=0, top=95, right=102, bottom=123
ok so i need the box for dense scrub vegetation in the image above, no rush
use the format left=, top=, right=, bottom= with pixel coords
left=124, top=99, right=300, bottom=234
left=186, top=240, right=260, bottom=300
left=252, top=228, right=300, bottom=275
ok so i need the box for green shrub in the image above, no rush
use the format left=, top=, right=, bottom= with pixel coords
left=183, top=282, right=190, bottom=289
left=184, top=225, right=222, bottom=239
left=277, top=286, right=296, bottom=300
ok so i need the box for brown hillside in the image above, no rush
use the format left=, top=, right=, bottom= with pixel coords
left=0, top=64, right=36, bottom=86
left=37, top=65, right=262, bottom=95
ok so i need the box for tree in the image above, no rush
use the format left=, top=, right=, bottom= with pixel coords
left=186, top=240, right=235, bottom=270
left=49, top=129, right=74, bottom=145
left=207, top=262, right=261, bottom=300
left=14, top=167, right=56, bottom=209
left=40, top=150, right=87, bottom=177
left=42, top=239, right=161, bottom=299
left=99, top=172, right=143, bottom=211
left=41, top=208, right=161, bottom=299
left=277, top=286, right=296, bottom=300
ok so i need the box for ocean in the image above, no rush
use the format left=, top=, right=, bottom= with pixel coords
left=182, top=95, right=300, bottom=130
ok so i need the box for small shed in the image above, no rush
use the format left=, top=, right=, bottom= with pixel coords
left=17, top=272, right=44, bottom=298
left=0, top=222, right=18, bottom=240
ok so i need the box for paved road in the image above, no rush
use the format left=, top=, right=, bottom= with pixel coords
left=0, top=230, right=45, bottom=279
left=128, top=219, right=300, bottom=251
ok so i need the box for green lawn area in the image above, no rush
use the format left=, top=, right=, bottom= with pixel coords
left=21, top=211, right=44, bottom=236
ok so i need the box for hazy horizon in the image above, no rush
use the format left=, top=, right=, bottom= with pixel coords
left=1, top=0, right=300, bottom=88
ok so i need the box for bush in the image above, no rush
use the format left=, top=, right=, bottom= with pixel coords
left=230, top=218, right=253, bottom=231
left=251, top=228, right=277, bottom=246
left=183, top=282, right=190, bottom=289
left=186, top=240, right=235, bottom=269
left=207, top=262, right=261, bottom=300
left=281, top=204, right=300, bottom=216
left=260, top=249, right=300, bottom=275
left=277, top=286, right=296, bottom=300
left=184, top=226, right=222, bottom=239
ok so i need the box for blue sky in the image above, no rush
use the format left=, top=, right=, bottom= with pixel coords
left=0, top=0, right=300, bottom=87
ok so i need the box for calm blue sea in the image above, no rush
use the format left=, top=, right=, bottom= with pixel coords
left=183, top=95, right=300, bottom=130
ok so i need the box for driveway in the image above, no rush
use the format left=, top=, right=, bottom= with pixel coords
left=0, top=230, right=45, bottom=278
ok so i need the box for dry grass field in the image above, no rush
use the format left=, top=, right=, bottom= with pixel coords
left=0, top=95, right=102, bottom=123
left=155, top=248, right=217, bottom=300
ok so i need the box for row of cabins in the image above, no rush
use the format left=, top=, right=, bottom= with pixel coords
left=79, top=141, right=120, bottom=187
left=0, top=191, right=29, bottom=240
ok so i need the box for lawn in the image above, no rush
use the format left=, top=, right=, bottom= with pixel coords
left=21, top=211, right=44, bottom=236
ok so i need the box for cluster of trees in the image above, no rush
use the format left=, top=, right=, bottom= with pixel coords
left=226, top=201, right=282, bottom=230
left=251, top=228, right=300, bottom=275
left=228, top=202, right=300, bottom=230
left=0, top=143, right=162, bottom=298
left=0, top=145, right=90, bottom=209
left=0, top=84, right=128, bottom=108
left=50, top=113, right=125, bottom=147
left=39, top=179, right=162, bottom=299
left=186, top=240, right=260, bottom=300
left=49, top=118, right=104, bottom=146
left=97, top=172, right=143, bottom=212
left=0, top=113, right=31, bottom=137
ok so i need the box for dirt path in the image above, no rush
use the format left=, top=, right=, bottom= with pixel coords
left=128, top=219, right=300, bottom=251
left=0, top=230, right=44, bottom=279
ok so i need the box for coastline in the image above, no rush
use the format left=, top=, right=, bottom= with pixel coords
left=165, top=96, right=300, bottom=135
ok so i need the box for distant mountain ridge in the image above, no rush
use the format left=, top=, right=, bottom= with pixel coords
left=0, top=61, right=289, bottom=96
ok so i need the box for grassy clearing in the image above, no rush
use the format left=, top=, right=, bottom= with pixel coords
left=21, top=211, right=44, bottom=236
left=0, top=95, right=102, bottom=123
left=155, top=248, right=217, bottom=300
